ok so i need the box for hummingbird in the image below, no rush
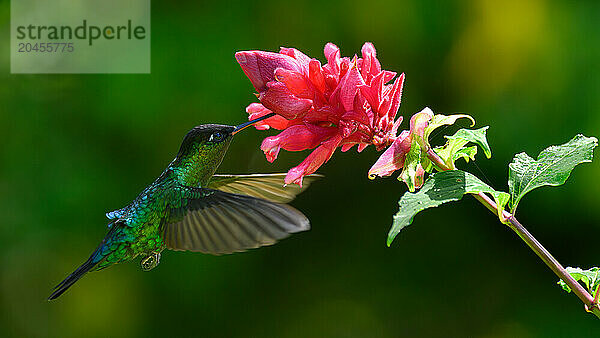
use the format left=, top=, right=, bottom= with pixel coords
left=48, top=113, right=318, bottom=300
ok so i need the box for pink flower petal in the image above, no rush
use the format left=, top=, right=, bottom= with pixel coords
left=409, top=107, right=434, bottom=139
left=382, top=71, right=396, bottom=83
left=378, top=96, right=391, bottom=118
left=391, top=116, right=404, bottom=136
left=342, top=131, right=372, bottom=144
left=371, top=72, right=386, bottom=102
left=357, top=143, right=369, bottom=152
left=260, top=124, right=335, bottom=162
left=339, top=57, right=351, bottom=78
left=235, top=51, right=302, bottom=92
left=341, top=111, right=370, bottom=126
left=285, top=133, right=343, bottom=186
left=259, top=82, right=313, bottom=120
left=339, top=120, right=358, bottom=138
left=246, top=103, right=294, bottom=130
left=324, top=74, right=338, bottom=91
left=371, top=56, right=382, bottom=74
left=361, top=42, right=382, bottom=78
left=246, top=103, right=274, bottom=130
left=368, top=130, right=412, bottom=178
left=308, top=59, right=327, bottom=93
left=360, top=42, right=377, bottom=81
left=377, top=115, right=389, bottom=131
left=274, top=68, right=312, bottom=99
left=301, top=106, right=336, bottom=125
left=279, top=47, right=311, bottom=70
left=358, top=84, right=376, bottom=112
left=323, top=43, right=341, bottom=77
left=340, top=143, right=354, bottom=152
left=324, top=43, right=340, bottom=65
left=338, top=64, right=366, bottom=112
left=387, top=73, right=405, bottom=120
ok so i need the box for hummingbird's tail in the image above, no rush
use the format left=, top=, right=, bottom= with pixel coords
left=48, top=223, right=119, bottom=300
left=47, top=254, right=98, bottom=300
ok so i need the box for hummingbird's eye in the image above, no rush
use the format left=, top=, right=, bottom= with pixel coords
left=208, top=131, right=225, bottom=143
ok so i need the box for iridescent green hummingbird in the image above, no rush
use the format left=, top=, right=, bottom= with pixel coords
left=48, top=113, right=318, bottom=300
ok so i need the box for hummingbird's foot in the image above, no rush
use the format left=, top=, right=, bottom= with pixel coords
left=141, top=251, right=161, bottom=271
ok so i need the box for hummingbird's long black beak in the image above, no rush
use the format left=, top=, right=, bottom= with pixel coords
left=231, top=113, right=277, bottom=135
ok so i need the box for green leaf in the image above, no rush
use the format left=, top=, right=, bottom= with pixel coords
left=433, top=127, right=491, bottom=169
left=388, top=170, right=508, bottom=246
left=422, top=156, right=434, bottom=174
left=492, top=191, right=511, bottom=224
left=454, top=146, right=478, bottom=163
left=434, top=137, right=469, bottom=169
left=399, top=138, right=423, bottom=192
left=423, top=114, right=475, bottom=142
left=508, top=134, right=598, bottom=213
left=446, top=126, right=492, bottom=159
left=558, top=267, right=600, bottom=296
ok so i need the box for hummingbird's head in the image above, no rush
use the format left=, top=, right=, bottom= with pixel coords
left=173, top=113, right=276, bottom=186
left=176, top=124, right=236, bottom=162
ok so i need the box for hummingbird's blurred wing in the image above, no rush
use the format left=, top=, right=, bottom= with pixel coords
left=208, top=173, right=322, bottom=203
left=162, top=188, right=310, bottom=255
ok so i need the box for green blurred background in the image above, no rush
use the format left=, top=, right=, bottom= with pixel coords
left=1, top=0, right=599, bottom=337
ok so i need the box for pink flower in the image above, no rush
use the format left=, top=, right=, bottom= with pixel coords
left=236, top=42, right=405, bottom=185
left=367, top=130, right=412, bottom=178
left=368, top=107, right=434, bottom=184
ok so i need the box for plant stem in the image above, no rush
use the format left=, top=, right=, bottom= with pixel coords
left=426, top=148, right=600, bottom=318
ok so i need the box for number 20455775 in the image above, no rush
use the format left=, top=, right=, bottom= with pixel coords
left=17, top=42, right=74, bottom=52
